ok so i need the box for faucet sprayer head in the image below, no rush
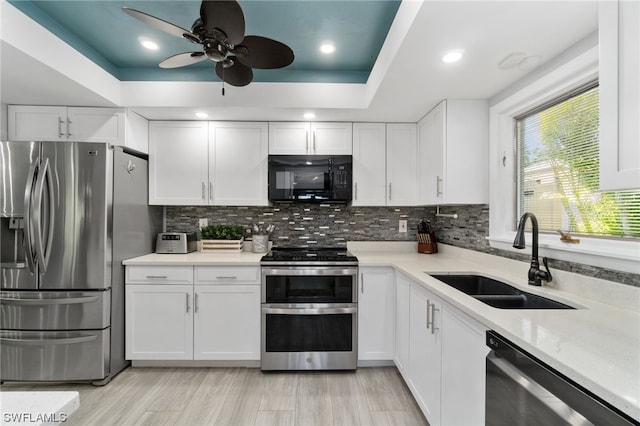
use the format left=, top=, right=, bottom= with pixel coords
left=513, top=215, right=528, bottom=249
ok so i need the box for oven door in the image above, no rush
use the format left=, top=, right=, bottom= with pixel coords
left=261, top=303, right=357, bottom=370
left=262, top=266, right=357, bottom=304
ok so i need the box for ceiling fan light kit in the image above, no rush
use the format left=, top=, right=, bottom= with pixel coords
left=122, top=0, right=294, bottom=90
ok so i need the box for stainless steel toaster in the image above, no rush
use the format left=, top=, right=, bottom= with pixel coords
left=155, top=232, right=197, bottom=254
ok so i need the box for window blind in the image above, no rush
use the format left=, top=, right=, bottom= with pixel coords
left=516, top=84, right=640, bottom=238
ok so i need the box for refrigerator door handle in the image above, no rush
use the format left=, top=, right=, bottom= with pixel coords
left=23, top=157, right=39, bottom=273
left=0, top=335, right=98, bottom=346
left=0, top=295, right=100, bottom=305
left=32, top=158, right=55, bottom=272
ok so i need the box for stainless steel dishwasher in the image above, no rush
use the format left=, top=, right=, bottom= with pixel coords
left=485, top=331, right=638, bottom=426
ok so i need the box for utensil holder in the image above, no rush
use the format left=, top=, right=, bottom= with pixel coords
left=417, top=233, right=438, bottom=254
left=253, top=235, right=269, bottom=253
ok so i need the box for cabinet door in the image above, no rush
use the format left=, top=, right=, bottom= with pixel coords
left=386, top=123, right=418, bottom=205
left=408, top=284, right=441, bottom=426
left=8, top=105, right=67, bottom=141
left=441, top=308, right=489, bottom=426
left=599, top=0, right=640, bottom=190
left=357, top=267, right=395, bottom=361
left=193, top=284, right=260, bottom=360
left=148, top=121, right=209, bottom=205
left=66, top=107, right=125, bottom=143
left=268, top=122, right=311, bottom=154
left=311, top=122, right=353, bottom=155
left=125, top=285, right=193, bottom=360
left=209, top=122, right=268, bottom=205
left=394, top=272, right=410, bottom=376
left=352, top=123, right=387, bottom=206
left=418, top=102, right=445, bottom=205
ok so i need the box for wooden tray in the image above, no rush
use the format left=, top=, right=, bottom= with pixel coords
left=200, top=238, right=244, bottom=253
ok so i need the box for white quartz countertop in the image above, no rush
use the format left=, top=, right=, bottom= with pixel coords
left=122, top=251, right=265, bottom=266
left=0, top=391, right=79, bottom=425
left=122, top=243, right=640, bottom=421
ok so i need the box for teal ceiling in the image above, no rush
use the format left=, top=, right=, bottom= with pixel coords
left=9, top=0, right=401, bottom=83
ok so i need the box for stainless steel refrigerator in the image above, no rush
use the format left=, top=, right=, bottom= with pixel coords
left=0, top=141, right=162, bottom=384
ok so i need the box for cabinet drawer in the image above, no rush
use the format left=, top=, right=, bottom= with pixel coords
left=126, top=266, right=193, bottom=284
left=194, top=266, right=260, bottom=284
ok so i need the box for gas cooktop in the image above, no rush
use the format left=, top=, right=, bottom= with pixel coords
left=260, top=247, right=358, bottom=266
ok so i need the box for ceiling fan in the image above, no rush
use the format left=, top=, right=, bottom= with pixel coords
left=122, top=0, right=294, bottom=90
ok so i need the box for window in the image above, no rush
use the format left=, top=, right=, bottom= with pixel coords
left=516, top=83, right=640, bottom=239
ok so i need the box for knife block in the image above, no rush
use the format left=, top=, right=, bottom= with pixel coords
left=417, top=233, right=438, bottom=254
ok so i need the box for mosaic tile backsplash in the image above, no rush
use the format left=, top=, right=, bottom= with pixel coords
left=165, top=204, right=638, bottom=287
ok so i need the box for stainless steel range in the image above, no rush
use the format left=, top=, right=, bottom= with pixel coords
left=260, top=247, right=358, bottom=371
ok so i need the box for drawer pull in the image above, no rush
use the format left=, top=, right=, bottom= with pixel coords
left=145, top=275, right=168, bottom=279
left=215, top=276, right=238, bottom=279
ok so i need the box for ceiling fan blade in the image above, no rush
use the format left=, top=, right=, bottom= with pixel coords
left=122, top=7, right=196, bottom=40
left=215, top=58, right=253, bottom=87
left=235, top=36, right=294, bottom=69
left=159, top=52, right=206, bottom=69
left=200, top=0, right=245, bottom=45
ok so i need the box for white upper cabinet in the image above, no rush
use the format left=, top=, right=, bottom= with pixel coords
left=149, top=121, right=268, bottom=206
left=124, top=110, right=149, bottom=154
left=269, top=122, right=352, bottom=155
left=386, top=123, right=418, bottom=206
left=8, top=105, right=126, bottom=144
left=208, top=122, right=268, bottom=206
left=418, top=100, right=489, bottom=205
left=599, top=0, right=640, bottom=191
left=352, top=123, right=387, bottom=205
left=148, top=121, right=209, bottom=205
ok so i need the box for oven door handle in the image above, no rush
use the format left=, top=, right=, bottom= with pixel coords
left=262, top=306, right=357, bottom=315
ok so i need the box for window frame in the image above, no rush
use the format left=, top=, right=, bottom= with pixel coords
left=488, top=44, right=639, bottom=274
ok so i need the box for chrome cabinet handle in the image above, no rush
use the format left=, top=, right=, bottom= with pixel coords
left=313, top=131, right=316, bottom=152
left=306, top=130, right=310, bottom=153
left=195, top=293, right=199, bottom=313
left=426, top=299, right=431, bottom=330
left=58, top=118, right=65, bottom=138
left=430, top=301, right=439, bottom=334
left=186, top=293, right=190, bottom=313
left=201, top=182, right=206, bottom=200
left=389, top=183, right=392, bottom=200
left=436, top=176, right=443, bottom=197
left=215, top=276, right=237, bottom=279
left=67, top=118, right=72, bottom=137
left=354, top=182, right=358, bottom=200
left=360, top=273, right=364, bottom=294
left=145, top=275, right=167, bottom=279
left=209, top=182, right=214, bottom=201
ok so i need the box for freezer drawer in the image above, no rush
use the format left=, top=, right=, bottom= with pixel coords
left=0, top=329, right=110, bottom=381
left=0, top=290, right=110, bottom=330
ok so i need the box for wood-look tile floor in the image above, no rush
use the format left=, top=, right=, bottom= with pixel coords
left=1, top=367, right=429, bottom=426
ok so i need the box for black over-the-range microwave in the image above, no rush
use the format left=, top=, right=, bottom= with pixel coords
left=268, top=155, right=352, bottom=203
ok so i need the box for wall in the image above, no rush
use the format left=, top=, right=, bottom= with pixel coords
left=166, top=203, right=639, bottom=287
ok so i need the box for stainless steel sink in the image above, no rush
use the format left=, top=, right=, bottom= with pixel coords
left=430, top=274, right=575, bottom=310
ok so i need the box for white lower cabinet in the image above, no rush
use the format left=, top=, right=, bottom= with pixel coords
left=193, top=284, right=260, bottom=360
left=394, top=272, right=411, bottom=378
left=125, top=265, right=260, bottom=362
left=399, top=272, right=488, bottom=426
left=357, top=267, right=395, bottom=362
left=408, top=283, right=442, bottom=425
left=125, top=284, right=193, bottom=360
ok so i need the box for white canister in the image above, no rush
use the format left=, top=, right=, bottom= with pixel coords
left=253, top=235, right=269, bottom=253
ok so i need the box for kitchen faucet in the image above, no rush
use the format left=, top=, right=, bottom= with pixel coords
left=513, top=212, right=553, bottom=286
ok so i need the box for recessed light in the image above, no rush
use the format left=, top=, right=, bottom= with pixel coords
left=195, top=112, right=208, bottom=118
left=319, top=43, right=336, bottom=55
left=303, top=112, right=316, bottom=119
left=442, top=50, right=464, bottom=63
left=139, top=39, right=159, bottom=51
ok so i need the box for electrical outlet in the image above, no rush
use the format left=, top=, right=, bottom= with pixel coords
left=198, top=218, right=208, bottom=228
left=399, top=220, right=408, bottom=233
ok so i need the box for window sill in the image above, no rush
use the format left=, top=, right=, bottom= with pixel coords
left=488, top=233, right=640, bottom=274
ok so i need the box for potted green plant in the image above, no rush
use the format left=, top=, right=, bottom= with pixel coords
left=199, top=225, right=245, bottom=252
